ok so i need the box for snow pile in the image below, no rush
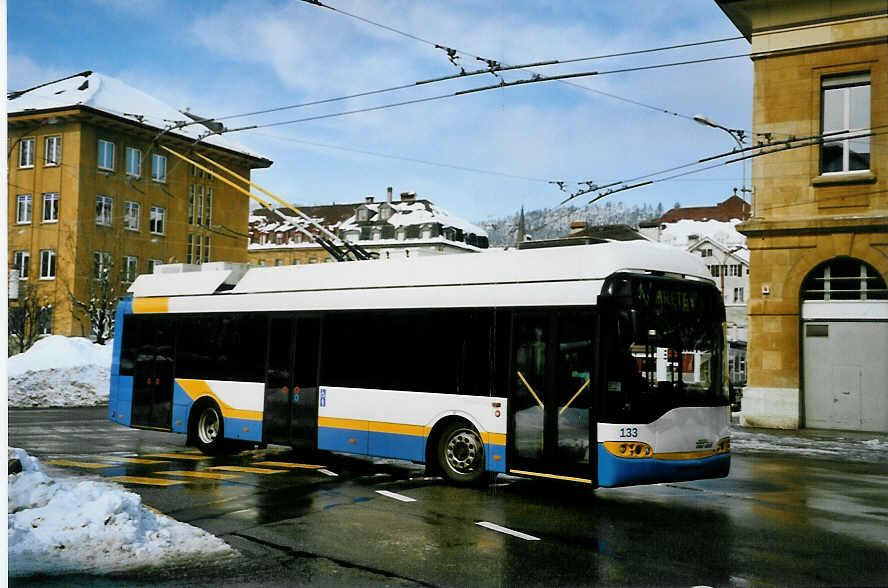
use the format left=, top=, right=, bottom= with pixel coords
left=732, top=428, right=888, bottom=464
left=8, top=448, right=234, bottom=577
left=8, top=336, right=113, bottom=407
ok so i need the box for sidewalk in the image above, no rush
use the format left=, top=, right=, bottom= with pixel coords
left=730, top=421, right=888, bottom=465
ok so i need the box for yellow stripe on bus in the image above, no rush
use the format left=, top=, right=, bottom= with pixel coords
left=175, top=379, right=263, bottom=421
left=318, top=416, right=505, bottom=445
left=509, top=469, right=593, bottom=484
left=133, top=297, right=169, bottom=314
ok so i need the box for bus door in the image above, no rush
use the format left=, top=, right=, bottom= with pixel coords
left=263, top=316, right=320, bottom=447
left=131, top=318, right=175, bottom=430
left=509, top=310, right=598, bottom=483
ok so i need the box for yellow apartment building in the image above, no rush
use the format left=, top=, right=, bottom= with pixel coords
left=717, top=1, right=888, bottom=432
left=8, top=71, right=272, bottom=338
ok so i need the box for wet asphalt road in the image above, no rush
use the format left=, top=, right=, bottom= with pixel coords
left=9, top=406, right=888, bottom=587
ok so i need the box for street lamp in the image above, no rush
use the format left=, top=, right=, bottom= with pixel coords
left=693, top=114, right=749, bottom=200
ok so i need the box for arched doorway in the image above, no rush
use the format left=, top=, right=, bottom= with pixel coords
left=801, top=257, right=888, bottom=432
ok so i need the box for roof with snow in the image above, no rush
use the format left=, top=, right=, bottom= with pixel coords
left=8, top=71, right=271, bottom=166
left=641, top=195, right=750, bottom=226
left=339, top=199, right=487, bottom=237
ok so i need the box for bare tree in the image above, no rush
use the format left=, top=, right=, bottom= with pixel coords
left=70, top=252, right=125, bottom=345
left=8, top=283, right=53, bottom=355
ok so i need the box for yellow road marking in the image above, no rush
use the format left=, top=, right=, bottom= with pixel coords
left=107, top=476, right=190, bottom=486
left=97, top=456, right=170, bottom=464
left=155, top=470, right=242, bottom=480
left=208, top=466, right=286, bottom=475
left=45, top=460, right=113, bottom=469
left=145, top=453, right=212, bottom=460
left=509, top=469, right=593, bottom=484
left=252, top=461, right=325, bottom=469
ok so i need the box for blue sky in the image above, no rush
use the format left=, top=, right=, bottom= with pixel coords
left=8, top=0, right=753, bottom=223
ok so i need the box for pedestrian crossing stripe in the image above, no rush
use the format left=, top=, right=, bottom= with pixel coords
left=45, top=460, right=113, bottom=469
left=107, top=476, right=190, bottom=486
left=97, top=456, right=170, bottom=464
left=251, top=461, right=326, bottom=469
left=207, top=465, right=286, bottom=474
left=144, top=453, right=212, bottom=460
left=155, top=470, right=242, bottom=480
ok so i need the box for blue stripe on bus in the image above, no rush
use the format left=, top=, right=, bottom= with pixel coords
left=223, top=416, right=262, bottom=442
left=172, top=381, right=193, bottom=434
left=597, top=443, right=730, bottom=488
left=318, top=426, right=369, bottom=455
left=111, top=375, right=133, bottom=427
left=369, top=431, right=425, bottom=462
left=111, top=297, right=132, bottom=377
left=486, top=443, right=506, bottom=472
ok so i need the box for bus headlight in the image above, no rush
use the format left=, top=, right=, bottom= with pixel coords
left=604, top=441, right=653, bottom=458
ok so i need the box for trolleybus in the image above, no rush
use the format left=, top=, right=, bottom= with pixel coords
left=109, top=241, right=731, bottom=487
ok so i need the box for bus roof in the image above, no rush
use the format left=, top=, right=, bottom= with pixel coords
left=127, top=242, right=714, bottom=312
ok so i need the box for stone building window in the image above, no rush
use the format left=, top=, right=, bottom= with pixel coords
left=821, top=73, right=870, bottom=174
left=19, top=138, right=35, bottom=168
left=42, top=193, right=59, bottom=223
left=802, top=257, right=887, bottom=301
left=16, top=194, right=32, bottom=224
left=98, top=139, right=115, bottom=171
left=44, top=136, right=61, bottom=166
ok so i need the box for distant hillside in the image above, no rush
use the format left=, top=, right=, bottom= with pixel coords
left=478, top=201, right=664, bottom=247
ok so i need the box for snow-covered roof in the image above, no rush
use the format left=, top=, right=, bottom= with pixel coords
left=659, top=219, right=746, bottom=249
left=8, top=72, right=270, bottom=164
left=339, top=200, right=487, bottom=237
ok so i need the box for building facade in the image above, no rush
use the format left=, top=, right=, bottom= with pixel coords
left=717, top=1, right=888, bottom=431
left=8, top=72, right=271, bottom=337
left=248, top=189, right=488, bottom=265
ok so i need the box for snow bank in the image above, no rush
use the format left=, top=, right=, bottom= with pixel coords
left=8, top=336, right=112, bottom=407
left=8, top=448, right=234, bottom=577
left=732, top=429, right=888, bottom=464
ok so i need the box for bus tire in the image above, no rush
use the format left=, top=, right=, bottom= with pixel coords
left=191, top=401, right=227, bottom=455
left=436, top=421, right=485, bottom=485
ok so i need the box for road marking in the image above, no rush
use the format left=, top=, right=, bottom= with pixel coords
left=145, top=453, right=212, bottom=460
left=376, top=490, right=416, bottom=502
left=155, top=470, right=242, bottom=480
left=207, top=466, right=286, bottom=475
left=476, top=521, right=540, bottom=541
left=319, top=469, right=338, bottom=477
left=45, top=460, right=113, bottom=469
left=107, top=476, right=190, bottom=486
left=252, top=461, right=326, bottom=469
left=97, top=456, right=170, bottom=464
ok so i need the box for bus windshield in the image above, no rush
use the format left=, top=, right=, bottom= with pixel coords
left=601, top=274, right=727, bottom=423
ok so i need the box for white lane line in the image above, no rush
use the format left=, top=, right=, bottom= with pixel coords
left=375, top=490, right=416, bottom=502
left=319, top=469, right=338, bottom=477
left=476, top=521, right=540, bottom=541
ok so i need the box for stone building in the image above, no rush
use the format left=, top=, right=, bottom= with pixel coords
left=8, top=71, right=271, bottom=336
left=716, top=0, right=888, bottom=432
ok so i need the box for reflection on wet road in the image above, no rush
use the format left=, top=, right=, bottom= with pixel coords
left=10, top=407, right=888, bottom=587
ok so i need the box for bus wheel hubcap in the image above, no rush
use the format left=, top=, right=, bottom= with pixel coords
left=198, top=409, right=220, bottom=444
left=446, top=429, right=481, bottom=473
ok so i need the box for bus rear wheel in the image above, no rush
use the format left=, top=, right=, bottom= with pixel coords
left=437, top=421, right=485, bottom=485
left=191, top=401, right=226, bottom=455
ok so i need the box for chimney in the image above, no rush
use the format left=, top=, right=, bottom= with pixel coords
left=386, top=186, right=393, bottom=203
left=569, top=220, right=586, bottom=235
left=400, top=191, right=416, bottom=202
left=365, top=195, right=374, bottom=203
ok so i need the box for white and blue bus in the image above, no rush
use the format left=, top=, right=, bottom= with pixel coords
left=109, top=241, right=731, bottom=487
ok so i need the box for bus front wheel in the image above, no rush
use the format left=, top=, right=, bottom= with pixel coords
left=436, top=421, right=485, bottom=485
left=191, top=402, right=226, bottom=455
